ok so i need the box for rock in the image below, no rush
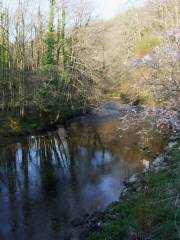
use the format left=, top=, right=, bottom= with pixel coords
left=153, top=156, right=164, bottom=167
left=166, top=141, right=178, bottom=150
left=97, top=221, right=102, bottom=227
left=129, top=174, right=138, bottom=184
left=143, top=167, right=149, bottom=173
left=120, top=187, right=128, bottom=198
left=154, top=166, right=161, bottom=172
left=141, top=159, right=150, bottom=170
left=170, top=136, right=178, bottom=141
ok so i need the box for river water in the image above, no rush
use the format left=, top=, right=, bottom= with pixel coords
left=0, top=106, right=171, bottom=239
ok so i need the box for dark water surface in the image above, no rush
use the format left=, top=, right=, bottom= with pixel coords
left=0, top=118, right=170, bottom=240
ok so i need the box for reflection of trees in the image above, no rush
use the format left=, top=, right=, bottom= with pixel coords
left=66, top=128, right=106, bottom=197
left=1, top=121, right=160, bottom=200
left=0, top=135, right=69, bottom=238
left=0, top=129, right=111, bottom=239
left=0, top=145, right=17, bottom=194
left=0, top=129, right=108, bottom=196
left=0, top=121, right=168, bottom=199
left=0, top=120, right=170, bottom=239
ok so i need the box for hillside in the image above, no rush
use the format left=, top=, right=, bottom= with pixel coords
left=81, top=0, right=180, bottom=109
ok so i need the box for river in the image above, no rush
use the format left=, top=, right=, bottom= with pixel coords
left=0, top=102, right=172, bottom=239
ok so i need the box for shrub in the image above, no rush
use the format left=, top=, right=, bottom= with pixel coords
left=134, top=35, right=161, bottom=57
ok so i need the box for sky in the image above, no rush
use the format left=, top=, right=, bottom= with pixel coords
left=3, top=0, right=146, bottom=20
left=97, top=0, right=146, bottom=19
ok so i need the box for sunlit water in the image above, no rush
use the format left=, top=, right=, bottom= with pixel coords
left=0, top=118, right=170, bottom=239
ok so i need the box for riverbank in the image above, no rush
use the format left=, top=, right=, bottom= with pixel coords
left=88, top=136, right=180, bottom=240
left=0, top=111, right=49, bottom=137
left=0, top=107, right=87, bottom=138
left=0, top=100, right=178, bottom=138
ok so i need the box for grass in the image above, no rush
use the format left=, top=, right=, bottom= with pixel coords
left=90, top=140, right=180, bottom=240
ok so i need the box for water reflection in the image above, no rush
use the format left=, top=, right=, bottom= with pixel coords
left=0, top=120, right=169, bottom=239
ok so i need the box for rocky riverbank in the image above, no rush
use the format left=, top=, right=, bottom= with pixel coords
left=69, top=131, right=180, bottom=240
left=90, top=139, right=179, bottom=240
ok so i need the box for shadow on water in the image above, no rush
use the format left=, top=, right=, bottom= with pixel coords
left=0, top=119, right=170, bottom=239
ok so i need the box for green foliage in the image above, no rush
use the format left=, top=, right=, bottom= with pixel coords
left=35, top=80, right=60, bottom=112
left=43, top=0, right=56, bottom=66
left=40, top=64, right=59, bottom=81
left=44, top=32, right=56, bottom=65
left=0, top=9, right=9, bottom=67
left=134, top=35, right=161, bottom=57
